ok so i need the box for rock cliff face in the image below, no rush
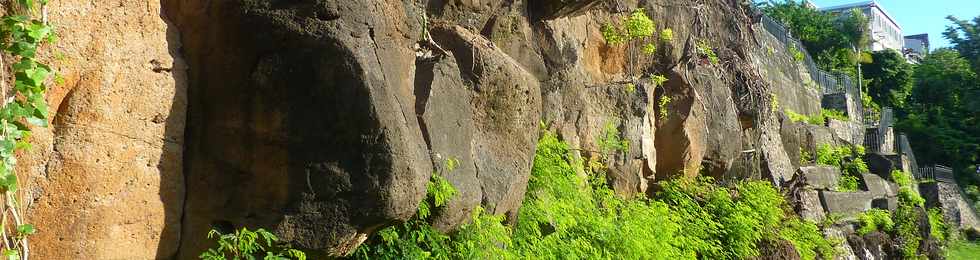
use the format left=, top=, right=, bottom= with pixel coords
left=19, top=0, right=871, bottom=258
left=22, top=1, right=186, bottom=259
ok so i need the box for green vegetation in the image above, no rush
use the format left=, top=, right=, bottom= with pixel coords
left=788, top=44, right=805, bottom=62
left=891, top=170, right=914, bottom=188
left=837, top=175, right=859, bottom=192
left=660, top=28, right=673, bottom=42
left=0, top=0, right=56, bottom=257
left=658, top=95, right=671, bottom=120
left=354, top=131, right=835, bottom=259
left=759, top=1, right=868, bottom=77
left=696, top=40, right=719, bottom=65
left=799, top=147, right=812, bottom=165
left=928, top=208, right=948, bottom=242
left=813, top=143, right=867, bottom=191
left=200, top=228, right=306, bottom=260
left=947, top=240, right=980, bottom=259
left=857, top=209, right=894, bottom=235
left=785, top=109, right=849, bottom=125
left=861, top=50, right=914, bottom=109
left=597, top=121, right=629, bottom=157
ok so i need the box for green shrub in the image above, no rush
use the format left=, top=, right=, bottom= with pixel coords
left=821, top=109, right=849, bottom=122
left=355, top=131, right=836, bottom=259
left=785, top=109, right=825, bottom=125
left=597, top=121, right=629, bottom=157
left=780, top=218, right=836, bottom=260
left=894, top=205, right=922, bottom=258
left=898, top=187, right=925, bottom=207
left=200, top=228, right=306, bottom=260
left=891, top=170, right=913, bottom=188
left=927, top=208, right=948, bottom=242
left=838, top=175, right=859, bottom=192
left=857, top=209, right=894, bottom=235
left=788, top=44, right=805, bottom=62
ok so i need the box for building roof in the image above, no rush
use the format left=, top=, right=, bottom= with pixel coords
left=820, top=0, right=902, bottom=31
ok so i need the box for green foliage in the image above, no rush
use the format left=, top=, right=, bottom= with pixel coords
left=944, top=15, right=980, bottom=74
left=650, top=74, right=669, bottom=87
left=799, top=147, right=812, bottom=165
left=356, top=131, right=837, bottom=259
left=696, top=40, right=719, bottom=64
left=898, top=187, right=925, bottom=207
left=597, top=121, right=629, bottom=157
left=927, top=208, right=948, bottom=242
left=894, top=204, right=922, bottom=258
left=601, top=24, right=625, bottom=45
left=891, top=170, right=914, bottom=188
left=759, top=0, right=868, bottom=76
left=780, top=218, right=836, bottom=260
left=658, top=95, right=671, bottom=120
left=785, top=109, right=848, bottom=125
left=624, top=83, right=636, bottom=94
left=785, top=109, right=819, bottom=125
left=642, top=43, right=657, bottom=54
left=788, top=44, right=805, bottom=62
left=837, top=175, right=858, bottom=192
left=624, top=9, right=655, bottom=39
left=0, top=1, right=56, bottom=256
left=660, top=28, right=673, bottom=42
left=947, top=240, right=980, bottom=259
left=857, top=209, right=894, bottom=235
left=200, top=228, right=306, bottom=260
left=821, top=109, right=848, bottom=122
left=862, top=50, right=914, bottom=109
left=898, top=48, right=979, bottom=192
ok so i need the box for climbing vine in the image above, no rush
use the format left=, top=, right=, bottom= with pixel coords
left=0, top=0, right=56, bottom=259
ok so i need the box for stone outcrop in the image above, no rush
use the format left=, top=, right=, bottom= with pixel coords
left=21, top=1, right=187, bottom=259
left=15, top=0, right=923, bottom=258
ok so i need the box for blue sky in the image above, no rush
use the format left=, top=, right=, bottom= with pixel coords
left=809, top=0, right=980, bottom=49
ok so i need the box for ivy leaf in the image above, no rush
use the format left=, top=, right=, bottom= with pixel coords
left=26, top=66, right=49, bottom=87
left=0, top=172, right=18, bottom=192
left=2, top=249, right=18, bottom=260
left=16, top=224, right=35, bottom=235
left=27, top=23, right=50, bottom=41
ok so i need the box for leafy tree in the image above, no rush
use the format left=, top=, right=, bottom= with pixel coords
left=758, top=0, right=868, bottom=77
left=944, top=15, right=980, bottom=74
left=898, top=49, right=980, bottom=185
left=862, top=50, right=914, bottom=109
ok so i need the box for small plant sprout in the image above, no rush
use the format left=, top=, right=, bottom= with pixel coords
left=658, top=95, right=672, bottom=120
left=625, top=83, right=636, bottom=94
left=650, top=74, right=668, bottom=87
left=696, top=40, right=719, bottom=64
left=660, top=28, right=673, bottom=42
left=642, top=43, right=657, bottom=54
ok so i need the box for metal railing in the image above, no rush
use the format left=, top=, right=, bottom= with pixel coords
left=918, top=165, right=955, bottom=182
left=896, top=133, right=919, bottom=178
left=863, top=107, right=893, bottom=154
left=759, top=15, right=864, bottom=121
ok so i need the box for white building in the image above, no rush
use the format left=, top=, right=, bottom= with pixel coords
left=821, top=1, right=904, bottom=52
left=904, top=33, right=929, bottom=63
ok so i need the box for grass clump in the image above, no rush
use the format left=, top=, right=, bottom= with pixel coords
left=947, top=240, right=980, bottom=259
left=780, top=218, right=836, bottom=260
